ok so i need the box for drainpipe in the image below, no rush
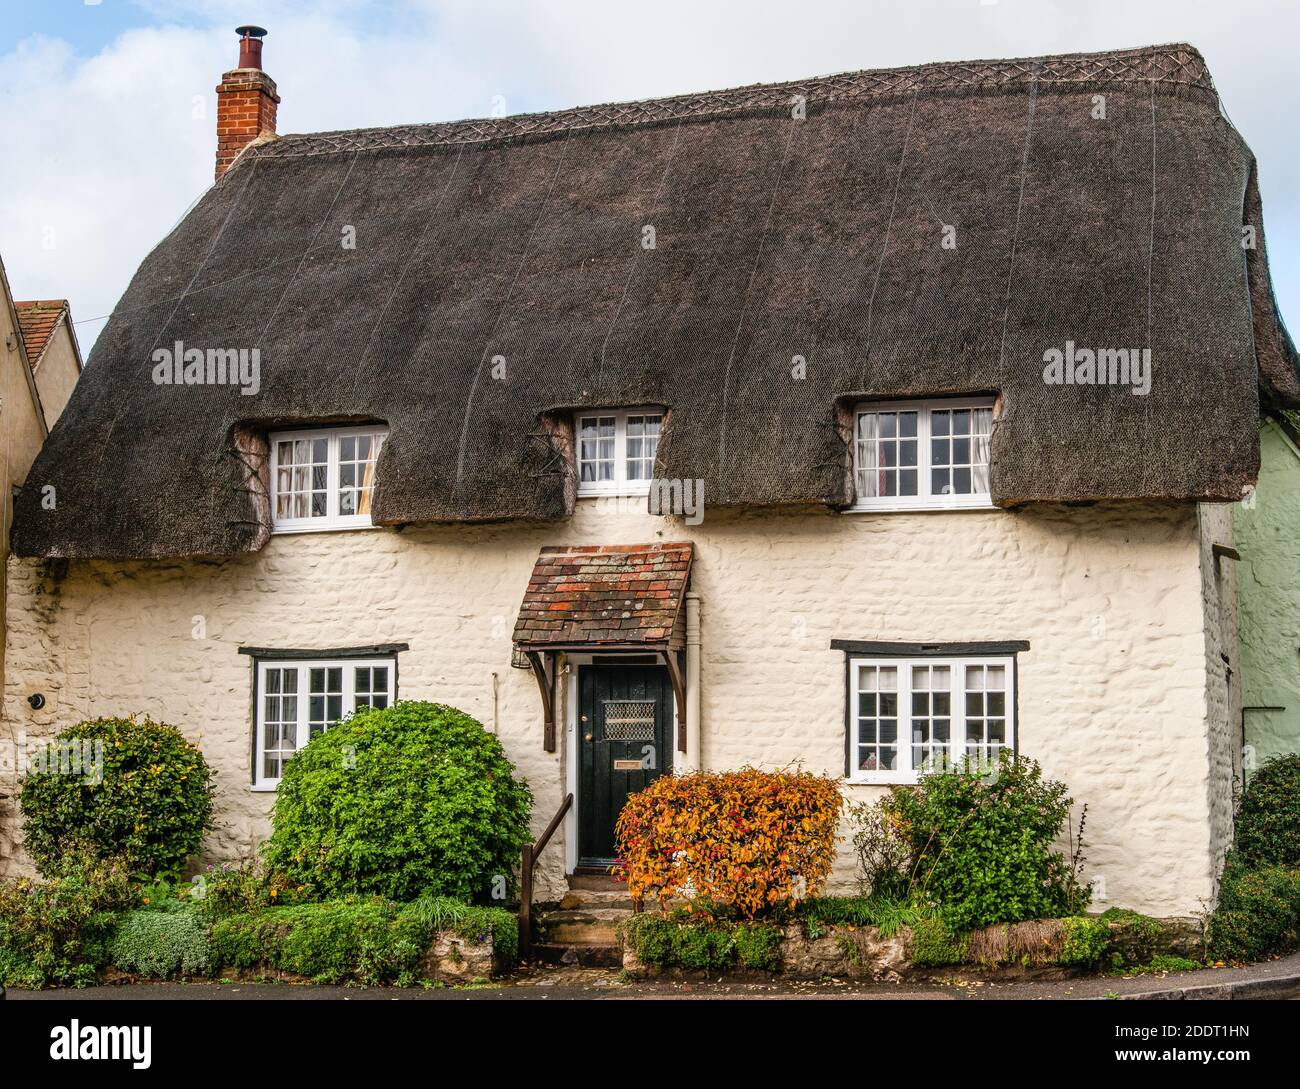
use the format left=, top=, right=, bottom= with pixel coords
left=684, top=593, right=702, bottom=773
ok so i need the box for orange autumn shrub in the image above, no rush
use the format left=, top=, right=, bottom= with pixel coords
left=614, top=768, right=842, bottom=918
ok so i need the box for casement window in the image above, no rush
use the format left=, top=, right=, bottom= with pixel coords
left=270, top=426, right=388, bottom=532
left=253, top=656, right=396, bottom=788
left=576, top=409, right=663, bottom=496
left=852, top=398, right=994, bottom=510
left=847, top=655, right=1015, bottom=783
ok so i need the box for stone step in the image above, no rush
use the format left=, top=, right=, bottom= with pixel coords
left=567, top=873, right=622, bottom=892
left=559, top=889, right=637, bottom=911
left=529, top=942, right=623, bottom=968
left=536, top=907, right=631, bottom=947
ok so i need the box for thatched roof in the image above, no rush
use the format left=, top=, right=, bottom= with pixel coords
left=15, top=43, right=1298, bottom=559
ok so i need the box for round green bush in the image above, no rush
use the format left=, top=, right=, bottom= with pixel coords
left=1235, top=754, right=1300, bottom=868
left=20, top=717, right=214, bottom=881
left=262, top=701, right=533, bottom=902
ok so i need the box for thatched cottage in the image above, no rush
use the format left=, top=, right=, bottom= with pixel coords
left=4, top=31, right=1296, bottom=917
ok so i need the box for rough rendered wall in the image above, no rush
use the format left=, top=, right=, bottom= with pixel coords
left=1235, top=420, right=1300, bottom=766
left=1197, top=501, right=1241, bottom=903
left=2, top=500, right=1220, bottom=915
left=32, top=325, right=80, bottom=431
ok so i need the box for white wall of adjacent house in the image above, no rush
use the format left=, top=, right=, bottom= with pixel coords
left=0, top=498, right=1237, bottom=918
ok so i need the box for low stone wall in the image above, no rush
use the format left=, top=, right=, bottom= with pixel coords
left=106, top=929, right=505, bottom=986
left=420, top=929, right=503, bottom=984
left=621, top=915, right=1203, bottom=981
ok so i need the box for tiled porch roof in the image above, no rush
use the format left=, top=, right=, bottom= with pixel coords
left=513, top=543, right=693, bottom=650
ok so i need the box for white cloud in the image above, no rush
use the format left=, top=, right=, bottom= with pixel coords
left=1, top=0, right=1296, bottom=350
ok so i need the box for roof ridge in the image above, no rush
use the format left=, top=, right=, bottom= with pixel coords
left=249, top=42, right=1213, bottom=162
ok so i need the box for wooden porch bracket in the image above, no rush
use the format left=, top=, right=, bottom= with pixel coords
left=523, top=649, right=558, bottom=752
left=661, top=648, right=687, bottom=754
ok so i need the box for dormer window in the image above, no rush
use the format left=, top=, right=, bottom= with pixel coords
left=270, top=426, right=388, bottom=532
left=576, top=409, right=662, bottom=497
left=851, top=398, right=994, bottom=511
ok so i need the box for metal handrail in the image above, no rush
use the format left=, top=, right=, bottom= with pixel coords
left=518, top=792, right=573, bottom=959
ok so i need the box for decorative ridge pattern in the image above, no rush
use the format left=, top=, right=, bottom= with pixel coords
left=250, top=43, right=1213, bottom=159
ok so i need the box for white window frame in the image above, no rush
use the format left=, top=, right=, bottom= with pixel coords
left=252, top=656, right=396, bottom=790
left=847, top=655, right=1015, bottom=784
left=575, top=407, right=663, bottom=498
left=269, top=425, right=388, bottom=533
left=850, top=397, right=995, bottom=512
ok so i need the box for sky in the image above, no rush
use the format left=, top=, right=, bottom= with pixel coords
left=1, top=0, right=1297, bottom=352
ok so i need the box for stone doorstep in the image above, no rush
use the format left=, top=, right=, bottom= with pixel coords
left=530, top=943, right=624, bottom=969
left=559, top=889, right=637, bottom=911
left=536, top=907, right=632, bottom=947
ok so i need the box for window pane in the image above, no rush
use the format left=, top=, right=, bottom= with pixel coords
left=855, top=411, right=916, bottom=502
left=853, top=659, right=1011, bottom=778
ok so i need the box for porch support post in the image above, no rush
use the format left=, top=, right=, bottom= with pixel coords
left=684, top=592, right=702, bottom=772
left=661, top=648, right=687, bottom=754
left=519, top=843, right=534, bottom=958
left=524, top=650, right=557, bottom=752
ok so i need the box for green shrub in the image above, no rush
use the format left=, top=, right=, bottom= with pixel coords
left=1058, top=916, right=1111, bottom=967
left=1207, top=859, right=1300, bottom=962
left=262, top=702, right=532, bottom=902
left=846, top=797, right=913, bottom=900
left=908, top=914, right=967, bottom=967
left=404, top=894, right=519, bottom=964
left=19, top=716, right=214, bottom=881
left=1119, top=955, right=1201, bottom=976
left=110, top=906, right=209, bottom=978
left=207, top=895, right=516, bottom=984
left=884, top=754, right=1089, bottom=931
left=1234, top=754, right=1300, bottom=869
left=619, top=913, right=782, bottom=972
left=0, top=848, right=135, bottom=988
left=798, top=896, right=922, bottom=939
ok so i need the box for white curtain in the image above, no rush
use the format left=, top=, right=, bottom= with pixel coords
left=971, top=408, right=993, bottom=493
left=856, top=413, right=881, bottom=497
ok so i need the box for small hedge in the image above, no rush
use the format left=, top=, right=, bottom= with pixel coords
left=208, top=895, right=517, bottom=985
left=1207, top=859, right=1300, bottom=962
left=19, top=716, right=214, bottom=881
left=0, top=849, right=135, bottom=988
left=110, top=905, right=210, bottom=979
left=615, top=768, right=842, bottom=918
left=1234, top=754, right=1300, bottom=869
left=1204, top=757, right=1300, bottom=963
left=619, top=912, right=783, bottom=971
left=262, top=702, right=532, bottom=902
left=884, top=755, right=1090, bottom=931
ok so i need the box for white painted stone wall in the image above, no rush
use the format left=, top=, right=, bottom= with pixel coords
left=0, top=499, right=1231, bottom=915
left=1197, top=501, right=1241, bottom=901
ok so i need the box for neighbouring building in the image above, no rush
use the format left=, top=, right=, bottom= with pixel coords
left=0, top=259, right=82, bottom=712
left=1236, top=415, right=1300, bottom=769
left=3, top=33, right=1296, bottom=919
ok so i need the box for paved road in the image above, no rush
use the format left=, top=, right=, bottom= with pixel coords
left=9, top=951, right=1300, bottom=1000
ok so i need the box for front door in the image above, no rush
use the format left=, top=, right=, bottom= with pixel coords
left=577, top=661, right=674, bottom=868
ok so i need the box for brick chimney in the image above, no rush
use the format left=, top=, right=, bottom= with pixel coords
left=215, top=26, right=279, bottom=180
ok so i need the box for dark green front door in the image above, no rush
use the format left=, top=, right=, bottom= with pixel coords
left=578, top=661, right=674, bottom=867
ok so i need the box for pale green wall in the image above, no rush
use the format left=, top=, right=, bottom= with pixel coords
left=1236, top=418, right=1300, bottom=769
